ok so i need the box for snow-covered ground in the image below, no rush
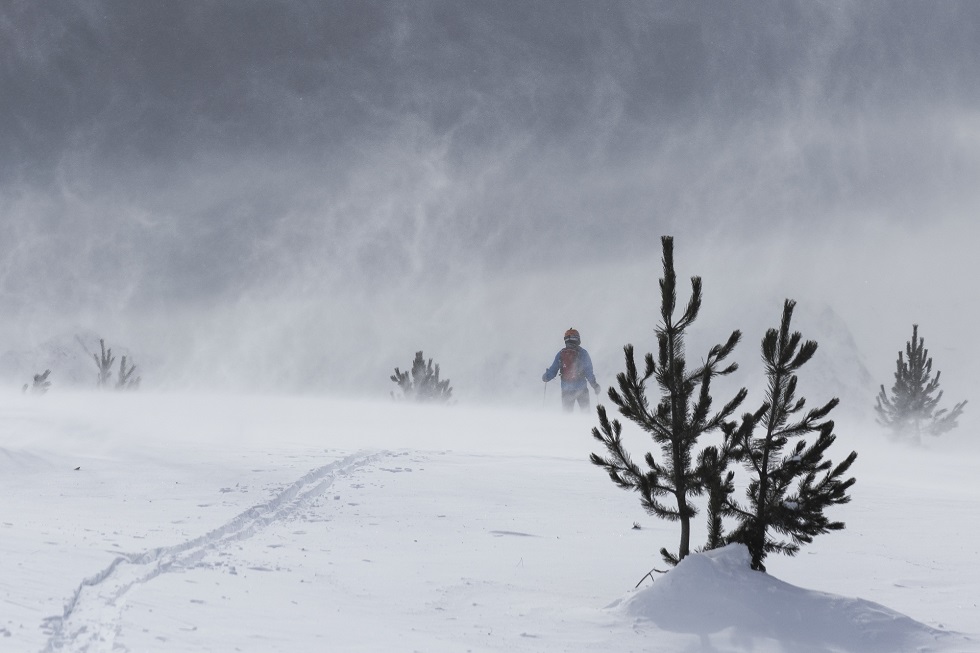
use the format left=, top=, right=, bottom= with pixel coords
left=2, top=392, right=978, bottom=652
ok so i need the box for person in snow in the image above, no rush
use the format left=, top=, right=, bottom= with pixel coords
left=542, top=328, right=600, bottom=411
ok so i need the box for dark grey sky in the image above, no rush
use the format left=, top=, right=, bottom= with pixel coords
left=1, top=1, right=978, bottom=402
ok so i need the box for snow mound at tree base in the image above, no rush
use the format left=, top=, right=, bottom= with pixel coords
left=618, top=544, right=969, bottom=653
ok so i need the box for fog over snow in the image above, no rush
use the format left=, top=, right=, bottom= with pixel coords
left=1, top=1, right=978, bottom=408
left=1, top=2, right=979, bottom=652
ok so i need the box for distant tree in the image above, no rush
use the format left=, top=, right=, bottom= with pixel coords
left=590, top=236, right=747, bottom=567
left=720, top=300, right=858, bottom=572
left=875, top=324, right=967, bottom=441
left=23, top=369, right=52, bottom=395
left=94, top=339, right=115, bottom=388
left=116, top=356, right=141, bottom=390
left=390, top=351, right=453, bottom=403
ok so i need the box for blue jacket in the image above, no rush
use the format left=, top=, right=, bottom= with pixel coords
left=543, top=346, right=598, bottom=391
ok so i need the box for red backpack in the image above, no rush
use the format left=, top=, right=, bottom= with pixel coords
left=559, top=347, right=581, bottom=380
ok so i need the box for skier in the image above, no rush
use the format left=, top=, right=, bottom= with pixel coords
left=542, top=328, right=600, bottom=411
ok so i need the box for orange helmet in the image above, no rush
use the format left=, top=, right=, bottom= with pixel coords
left=564, top=328, right=581, bottom=345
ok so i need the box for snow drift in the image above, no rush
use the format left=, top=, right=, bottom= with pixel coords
left=620, top=544, right=962, bottom=653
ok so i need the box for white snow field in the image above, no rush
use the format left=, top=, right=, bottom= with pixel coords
left=2, top=392, right=978, bottom=653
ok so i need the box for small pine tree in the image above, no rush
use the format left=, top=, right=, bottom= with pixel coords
left=875, top=324, right=967, bottom=441
left=390, top=351, right=453, bottom=403
left=590, top=236, right=747, bottom=566
left=23, top=370, right=52, bottom=394
left=94, top=339, right=115, bottom=388
left=721, top=300, right=858, bottom=572
left=116, top=356, right=141, bottom=390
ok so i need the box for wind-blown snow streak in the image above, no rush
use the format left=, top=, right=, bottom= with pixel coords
left=40, top=450, right=386, bottom=653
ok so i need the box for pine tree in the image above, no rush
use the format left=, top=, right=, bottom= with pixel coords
left=390, top=351, right=453, bottom=403
left=23, top=370, right=52, bottom=395
left=722, top=300, right=858, bottom=572
left=875, top=324, right=967, bottom=441
left=590, top=236, right=747, bottom=566
left=94, top=339, right=115, bottom=388
left=116, top=356, right=141, bottom=390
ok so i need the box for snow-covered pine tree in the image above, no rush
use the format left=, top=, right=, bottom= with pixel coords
left=875, top=324, right=967, bottom=441
left=721, top=300, right=858, bottom=572
left=590, top=236, right=747, bottom=566
left=390, top=351, right=453, bottom=403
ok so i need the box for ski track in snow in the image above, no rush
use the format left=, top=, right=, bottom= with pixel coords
left=39, top=450, right=387, bottom=653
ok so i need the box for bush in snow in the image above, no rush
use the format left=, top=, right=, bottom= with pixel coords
left=875, top=324, right=967, bottom=442
left=716, top=300, right=858, bottom=572
left=590, top=236, right=747, bottom=567
left=390, top=351, right=453, bottom=403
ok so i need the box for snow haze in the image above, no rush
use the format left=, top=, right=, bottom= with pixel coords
left=0, top=2, right=978, bottom=416
left=2, top=2, right=980, bottom=651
